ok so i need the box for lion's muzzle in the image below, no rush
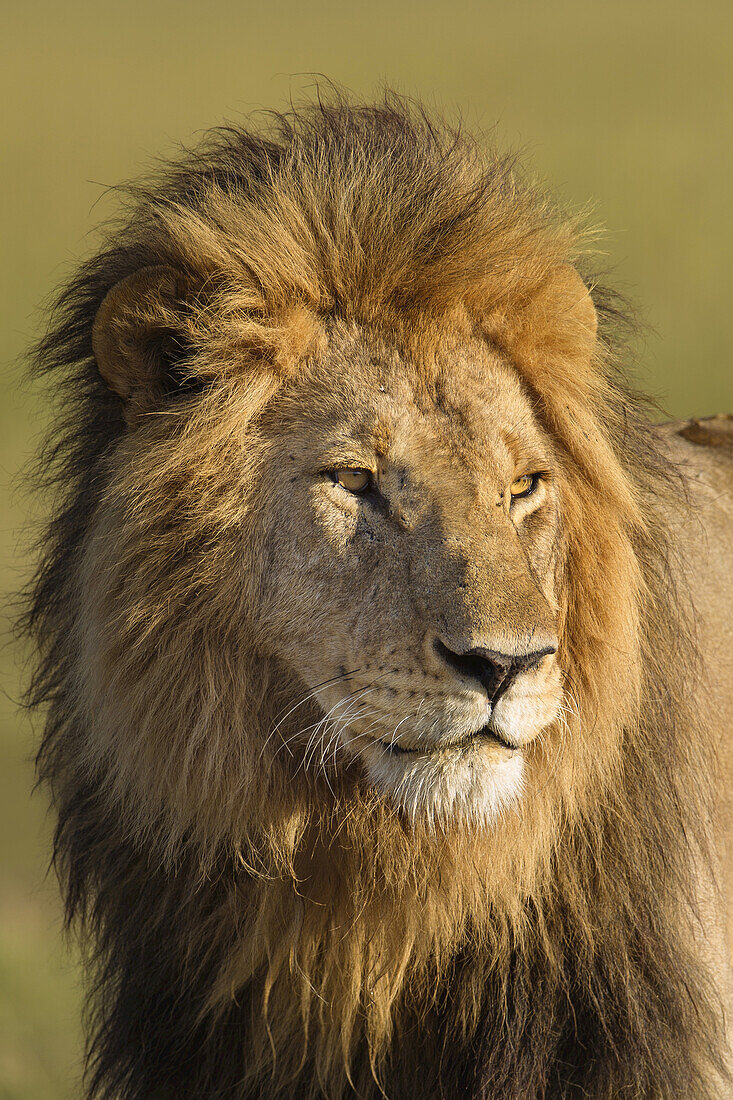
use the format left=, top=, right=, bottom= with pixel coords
left=433, top=638, right=558, bottom=706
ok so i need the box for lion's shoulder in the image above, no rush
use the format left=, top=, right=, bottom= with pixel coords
left=656, top=414, right=733, bottom=498
left=656, top=415, right=733, bottom=973
left=658, top=413, right=733, bottom=462
left=668, top=413, right=733, bottom=452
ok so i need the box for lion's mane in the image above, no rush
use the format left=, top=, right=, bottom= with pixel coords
left=25, top=94, right=727, bottom=1098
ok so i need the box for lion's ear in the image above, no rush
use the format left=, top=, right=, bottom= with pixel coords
left=484, top=263, right=598, bottom=378
left=92, top=265, right=195, bottom=425
left=518, top=263, right=597, bottom=362
left=489, top=265, right=637, bottom=513
left=549, top=263, right=597, bottom=345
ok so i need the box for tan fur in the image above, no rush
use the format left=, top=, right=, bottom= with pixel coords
left=27, top=96, right=732, bottom=1099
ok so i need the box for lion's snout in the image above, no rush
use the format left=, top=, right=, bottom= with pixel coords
left=433, top=637, right=558, bottom=705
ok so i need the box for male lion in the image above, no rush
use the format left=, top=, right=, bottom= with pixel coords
left=26, top=96, right=733, bottom=1099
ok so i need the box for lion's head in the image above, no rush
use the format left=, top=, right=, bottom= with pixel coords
left=254, top=325, right=568, bottom=827
left=27, top=96, right=726, bottom=1098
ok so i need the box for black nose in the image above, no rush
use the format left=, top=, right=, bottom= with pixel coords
left=434, top=639, right=557, bottom=705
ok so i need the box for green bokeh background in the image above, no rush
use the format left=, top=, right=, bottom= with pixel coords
left=2, top=2, right=731, bottom=1095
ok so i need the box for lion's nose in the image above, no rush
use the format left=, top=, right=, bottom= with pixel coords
left=434, top=639, right=557, bottom=705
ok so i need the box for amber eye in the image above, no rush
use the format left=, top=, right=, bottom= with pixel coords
left=334, top=468, right=372, bottom=494
left=509, top=473, right=539, bottom=499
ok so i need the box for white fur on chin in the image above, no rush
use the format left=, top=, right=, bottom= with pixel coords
left=359, top=740, right=526, bottom=828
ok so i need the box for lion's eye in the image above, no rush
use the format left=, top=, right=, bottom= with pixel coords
left=333, top=468, right=372, bottom=494
left=509, top=473, right=539, bottom=499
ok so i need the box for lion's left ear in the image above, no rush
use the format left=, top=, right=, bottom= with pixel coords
left=489, top=265, right=638, bottom=515
left=508, top=263, right=597, bottom=370
left=551, top=262, right=597, bottom=341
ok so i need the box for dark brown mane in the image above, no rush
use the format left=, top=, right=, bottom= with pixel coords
left=22, top=91, right=728, bottom=1099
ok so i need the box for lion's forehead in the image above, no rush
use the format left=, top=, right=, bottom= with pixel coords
left=250, top=331, right=563, bottom=650
left=274, top=327, right=549, bottom=484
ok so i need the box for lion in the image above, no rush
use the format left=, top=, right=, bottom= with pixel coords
left=24, top=95, right=733, bottom=1099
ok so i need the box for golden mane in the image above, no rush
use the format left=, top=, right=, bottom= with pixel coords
left=25, top=93, right=728, bottom=1098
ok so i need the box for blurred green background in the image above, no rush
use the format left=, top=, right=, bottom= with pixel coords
left=1, top=1, right=731, bottom=1095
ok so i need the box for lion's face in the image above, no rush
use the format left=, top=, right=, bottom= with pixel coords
left=252, top=323, right=563, bottom=825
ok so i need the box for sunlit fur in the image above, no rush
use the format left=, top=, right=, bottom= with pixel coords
left=24, top=94, right=728, bottom=1098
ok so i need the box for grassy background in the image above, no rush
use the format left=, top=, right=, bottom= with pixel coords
left=2, top=1, right=732, bottom=1095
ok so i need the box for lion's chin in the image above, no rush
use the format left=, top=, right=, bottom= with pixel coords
left=359, top=737, right=526, bottom=828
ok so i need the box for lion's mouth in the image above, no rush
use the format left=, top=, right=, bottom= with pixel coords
left=375, top=723, right=517, bottom=756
